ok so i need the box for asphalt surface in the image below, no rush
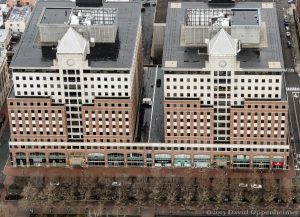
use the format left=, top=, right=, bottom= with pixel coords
left=137, top=67, right=164, bottom=143
left=0, top=123, right=10, bottom=185
left=275, top=0, right=294, bottom=69
left=278, top=0, right=300, bottom=176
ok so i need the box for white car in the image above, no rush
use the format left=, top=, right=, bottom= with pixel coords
left=251, top=184, right=262, bottom=189
left=239, top=183, right=248, bottom=188
left=112, top=181, right=122, bottom=187
left=286, top=32, right=291, bottom=37
left=286, top=26, right=290, bottom=32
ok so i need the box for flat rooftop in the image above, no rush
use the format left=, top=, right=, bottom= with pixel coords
left=163, top=2, right=284, bottom=70
left=10, top=0, right=141, bottom=69
left=8, top=6, right=31, bottom=21
left=40, top=8, right=72, bottom=25
left=231, top=8, right=259, bottom=26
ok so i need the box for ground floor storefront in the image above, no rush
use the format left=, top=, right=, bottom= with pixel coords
left=8, top=142, right=289, bottom=170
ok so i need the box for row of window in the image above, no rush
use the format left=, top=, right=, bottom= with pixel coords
left=14, top=76, right=129, bottom=82
left=165, top=77, right=280, bottom=83
left=10, top=145, right=288, bottom=152
left=165, top=93, right=280, bottom=98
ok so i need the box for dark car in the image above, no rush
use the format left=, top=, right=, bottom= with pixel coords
left=156, top=79, right=161, bottom=88
left=284, top=20, right=289, bottom=26
left=287, top=40, right=292, bottom=48
left=142, top=1, right=150, bottom=6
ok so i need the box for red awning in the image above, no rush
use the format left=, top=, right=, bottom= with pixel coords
left=273, top=162, right=284, bottom=166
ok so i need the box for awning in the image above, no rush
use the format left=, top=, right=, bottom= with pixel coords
left=233, top=158, right=250, bottom=163
left=88, top=153, right=105, bottom=161
left=108, top=155, right=124, bottom=161
left=127, top=156, right=144, bottom=161
left=194, top=155, right=210, bottom=161
left=253, top=156, right=270, bottom=163
left=273, top=162, right=284, bottom=166
left=273, top=156, right=284, bottom=162
left=155, top=154, right=171, bottom=160
left=49, top=154, right=65, bottom=159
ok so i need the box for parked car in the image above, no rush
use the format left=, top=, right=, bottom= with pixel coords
left=287, top=40, right=292, bottom=48
left=284, top=15, right=288, bottom=20
left=239, top=183, right=248, bottom=188
left=251, top=184, right=262, bottom=189
left=141, top=7, right=145, bottom=12
left=112, top=182, right=122, bottom=187
left=286, top=31, right=291, bottom=37
left=156, top=79, right=161, bottom=88
left=285, top=26, right=290, bottom=32
left=288, top=0, right=295, bottom=4
left=142, top=1, right=150, bottom=6
left=284, top=21, right=289, bottom=26
left=143, top=98, right=152, bottom=106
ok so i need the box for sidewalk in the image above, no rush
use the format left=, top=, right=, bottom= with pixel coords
left=3, top=164, right=294, bottom=179
left=289, top=5, right=300, bottom=72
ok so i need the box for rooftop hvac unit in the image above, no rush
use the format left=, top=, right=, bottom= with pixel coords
left=76, top=0, right=103, bottom=7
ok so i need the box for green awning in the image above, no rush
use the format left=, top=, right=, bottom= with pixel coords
left=273, top=157, right=284, bottom=162
left=49, top=155, right=65, bottom=159
left=108, top=156, right=124, bottom=161
left=253, top=158, right=270, bottom=163
left=88, top=156, right=105, bottom=161
left=233, top=158, right=250, bottom=163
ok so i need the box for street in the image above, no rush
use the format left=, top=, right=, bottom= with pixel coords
left=136, top=66, right=164, bottom=143
left=274, top=0, right=300, bottom=176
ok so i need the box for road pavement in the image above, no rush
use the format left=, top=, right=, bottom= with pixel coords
left=137, top=67, right=164, bottom=143
left=275, top=0, right=300, bottom=176
left=0, top=123, right=9, bottom=185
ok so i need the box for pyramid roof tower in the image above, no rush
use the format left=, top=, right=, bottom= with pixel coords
left=57, top=27, right=89, bottom=54
left=208, top=29, right=240, bottom=56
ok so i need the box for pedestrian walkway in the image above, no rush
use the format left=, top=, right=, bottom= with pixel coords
left=3, top=164, right=295, bottom=180
left=289, top=5, right=300, bottom=73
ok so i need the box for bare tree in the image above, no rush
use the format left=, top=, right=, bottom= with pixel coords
left=88, top=204, right=103, bottom=217
left=229, top=177, right=244, bottom=207
left=181, top=177, right=195, bottom=210
left=39, top=182, right=58, bottom=203
left=20, top=181, right=40, bottom=213
left=166, top=178, right=178, bottom=212
left=132, top=177, right=146, bottom=210
left=263, top=172, right=277, bottom=207
left=99, top=177, right=114, bottom=202
left=78, top=176, right=96, bottom=201
left=196, top=173, right=211, bottom=208
left=279, top=177, right=293, bottom=206
left=150, top=177, right=164, bottom=206
left=211, top=173, right=228, bottom=204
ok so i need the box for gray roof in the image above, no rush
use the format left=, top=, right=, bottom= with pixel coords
left=10, top=0, right=141, bottom=69
left=163, top=2, right=284, bottom=70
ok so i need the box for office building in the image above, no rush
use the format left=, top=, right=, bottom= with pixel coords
left=161, top=2, right=289, bottom=168
left=8, top=0, right=143, bottom=167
